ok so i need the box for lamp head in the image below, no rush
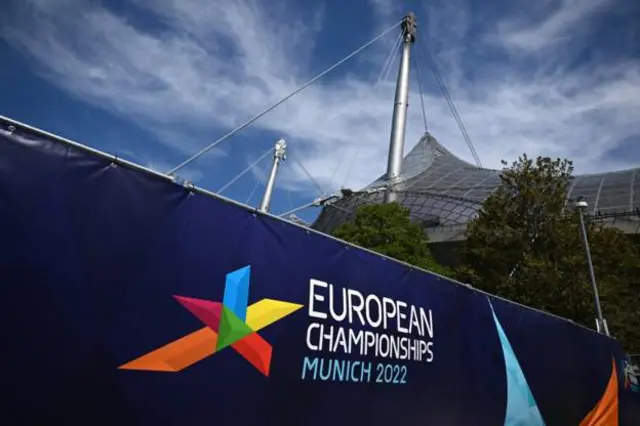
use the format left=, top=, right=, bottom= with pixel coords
left=575, top=197, right=588, bottom=211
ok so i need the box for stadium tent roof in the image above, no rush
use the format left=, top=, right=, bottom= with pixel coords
left=313, top=133, right=640, bottom=237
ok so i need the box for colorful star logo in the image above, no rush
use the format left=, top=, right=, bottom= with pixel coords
left=119, top=265, right=303, bottom=376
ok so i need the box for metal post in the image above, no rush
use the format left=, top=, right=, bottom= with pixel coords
left=258, top=139, right=287, bottom=213
left=575, top=198, right=609, bottom=336
left=384, top=12, right=417, bottom=203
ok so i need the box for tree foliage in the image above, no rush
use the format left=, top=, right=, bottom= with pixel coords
left=460, top=155, right=640, bottom=352
left=332, top=203, right=452, bottom=277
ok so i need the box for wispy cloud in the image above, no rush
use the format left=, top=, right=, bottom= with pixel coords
left=493, top=0, right=613, bottom=54
left=1, top=0, right=639, bottom=203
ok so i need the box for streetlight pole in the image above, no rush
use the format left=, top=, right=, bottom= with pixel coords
left=575, top=197, right=609, bottom=336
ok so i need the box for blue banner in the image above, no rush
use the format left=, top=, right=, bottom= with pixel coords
left=1, top=117, right=639, bottom=425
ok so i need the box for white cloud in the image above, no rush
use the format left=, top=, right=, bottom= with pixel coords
left=1, top=0, right=639, bottom=205
left=493, top=0, right=613, bottom=54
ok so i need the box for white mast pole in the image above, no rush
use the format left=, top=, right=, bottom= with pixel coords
left=258, top=139, right=287, bottom=213
left=384, top=13, right=417, bottom=203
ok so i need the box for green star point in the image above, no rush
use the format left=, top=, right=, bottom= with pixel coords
left=217, top=305, right=253, bottom=350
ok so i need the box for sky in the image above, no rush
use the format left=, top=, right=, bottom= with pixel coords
left=1, top=0, right=639, bottom=222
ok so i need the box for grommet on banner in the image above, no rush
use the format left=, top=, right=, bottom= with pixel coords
left=7, top=125, right=15, bottom=133
left=182, top=180, right=195, bottom=194
left=249, top=205, right=261, bottom=216
left=110, top=156, right=119, bottom=167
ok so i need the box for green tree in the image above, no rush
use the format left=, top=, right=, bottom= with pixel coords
left=333, top=202, right=453, bottom=277
left=460, top=155, right=640, bottom=352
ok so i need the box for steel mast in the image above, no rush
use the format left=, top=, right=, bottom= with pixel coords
left=384, top=12, right=417, bottom=203
left=258, top=138, right=287, bottom=213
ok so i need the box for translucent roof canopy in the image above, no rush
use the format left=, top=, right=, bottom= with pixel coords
left=313, top=133, right=640, bottom=235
